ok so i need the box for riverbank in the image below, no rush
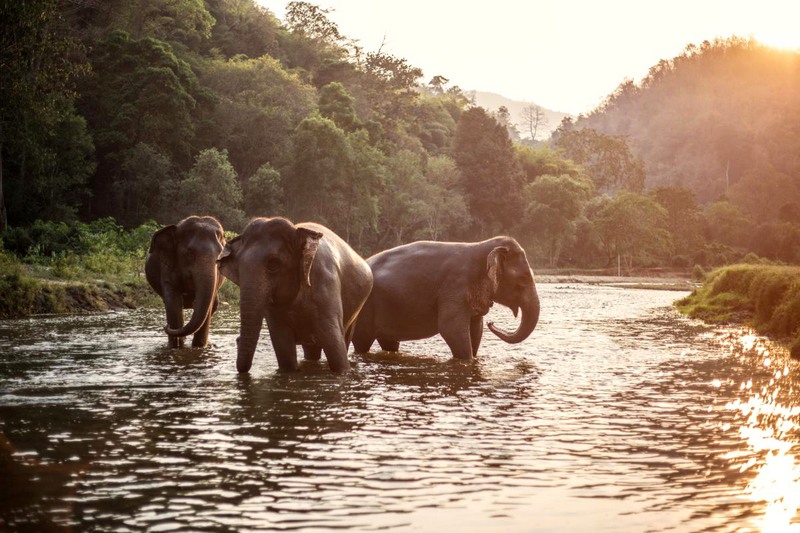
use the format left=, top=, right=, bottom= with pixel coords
left=537, top=267, right=696, bottom=291
left=676, top=264, right=800, bottom=357
left=0, top=268, right=157, bottom=319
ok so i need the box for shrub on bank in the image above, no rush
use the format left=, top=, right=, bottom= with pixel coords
left=676, top=264, right=800, bottom=357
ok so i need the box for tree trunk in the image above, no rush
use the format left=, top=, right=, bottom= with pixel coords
left=0, top=122, right=7, bottom=232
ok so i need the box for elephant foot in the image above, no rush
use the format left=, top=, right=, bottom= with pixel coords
left=191, top=338, right=208, bottom=348
left=168, top=335, right=185, bottom=349
left=378, top=339, right=400, bottom=352
left=302, top=345, right=322, bottom=361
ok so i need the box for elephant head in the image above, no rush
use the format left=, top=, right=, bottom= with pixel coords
left=474, top=238, right=540, bottom=344
left=218, top=217, right=323, bottom=373
left=150, top=216, right=226, bottom=339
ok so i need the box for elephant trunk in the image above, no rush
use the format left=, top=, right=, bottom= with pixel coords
left=237, top=272, right=267, bottom=373
left=487, top=281, right=540, bottom=344
left=164, top=259, right=217, bottom=338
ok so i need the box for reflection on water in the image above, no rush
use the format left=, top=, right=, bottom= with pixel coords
left=1, top=284, right=800, bottom=531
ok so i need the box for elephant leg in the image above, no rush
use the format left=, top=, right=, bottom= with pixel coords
left=317, top=316, right=350, bottom=373
left=470, top=316, right=484, bottom=357
left=166, top=300, right=185, bottom=349
left=378, top=339, right=400, bottom=352
left=438, top=306, right=473, bottom=360
left=302, top=344, right=322, bottom=361
left=344, top=323, right=355, bottom=349
left=351, top=328, right=374, bottom=353
left=266, top=313, right=299, bottom=371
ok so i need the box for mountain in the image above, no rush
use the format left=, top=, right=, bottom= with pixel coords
left=468, top=91, right=571, bottom=141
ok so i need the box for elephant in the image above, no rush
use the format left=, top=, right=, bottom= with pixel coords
left=218, top=217, right=373, bottom=373
left=351, top=236, right=540, bottom=360
left=145, top=216, right=226, bottom=348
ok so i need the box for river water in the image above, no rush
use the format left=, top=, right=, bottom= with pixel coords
left=1, top=283, right=799, bottom=532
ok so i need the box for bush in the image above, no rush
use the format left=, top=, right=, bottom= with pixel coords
left=677, top=264, right=800, bottom=356
left=691, top=264, right=706, bottom=281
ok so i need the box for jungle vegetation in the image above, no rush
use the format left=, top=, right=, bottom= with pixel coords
left=2, top=1, right=800, bottom=278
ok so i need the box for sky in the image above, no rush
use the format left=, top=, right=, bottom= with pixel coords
left=258, top=0, right=800, bottom=115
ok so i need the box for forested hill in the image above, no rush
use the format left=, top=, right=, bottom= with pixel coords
left=4, top=3, right=800, bottom=270
left=577, top=37, right=800, bottom=217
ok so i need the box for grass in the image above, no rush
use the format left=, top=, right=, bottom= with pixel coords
left=0, top=217, right=241, bottom=319
left=676, top=264, right=800, bottom=357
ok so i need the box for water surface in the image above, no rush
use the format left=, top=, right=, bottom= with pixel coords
left=1, top=283, right=799, bottom=532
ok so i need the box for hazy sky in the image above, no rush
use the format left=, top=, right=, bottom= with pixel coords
left=259, top=0, right=800, bottom=115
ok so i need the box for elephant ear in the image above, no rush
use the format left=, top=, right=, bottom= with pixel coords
left=296, top=228, right=323, bottom=287
left=149, top=225, right=177, bottom=267
left=218, top=235, right=243, bottom=285
left=486, top=246, right=509, bottom=294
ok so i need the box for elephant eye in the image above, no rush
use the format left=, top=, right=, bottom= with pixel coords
left=266, top=257, right=282, bottom=273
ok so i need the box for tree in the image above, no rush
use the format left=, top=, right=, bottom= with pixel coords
left=79, top=31, right=213, bottom=217
left=516, top=145, right=583, bottom=184
left=589, top=192, right=672, bottom=268
left=318, top=82, right=358, bottom=131
left=420, top=155, right=470, bottom=241
left=201, top=55, right=316, bottom=179
left=728, top=166, right=799, bottom=224
left=520, top=174, right=593, bottom=266
left=521, top=104, right=548, bottom=142
left=0, top=0, right=91, bottom=229
left=113, top=143, right=173, bottom=226
left=285, top=115, right=380, bottom=242
left=704, top=200, right=751, bottom=248
left=555, top=127, right=645, bottom=193
left=281, top=1, right=351, bottom=84
left=205, top=0, right=282, bottom=59
left=244, top=163, right=284, bottom=217
left=452, top=107, right=524, bottom=236
left=359, top=51, right=423, bottom=130
left=651, top=185, right=703, bottom=259
left=493, top=105, right=520, bottom=141
left=173, top=148, right=245, bottom=230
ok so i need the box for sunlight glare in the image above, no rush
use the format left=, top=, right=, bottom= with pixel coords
left=754, top=30, right=800, bottom=52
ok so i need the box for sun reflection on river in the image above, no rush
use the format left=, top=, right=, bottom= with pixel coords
left=714, top=329, right=800, bottom=532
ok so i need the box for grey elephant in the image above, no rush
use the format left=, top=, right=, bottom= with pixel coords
left=218, top=217, right=373, bottom=373
left=352, top=236, right=540, bottom=359
left=145, top=216, right=227, bottom=348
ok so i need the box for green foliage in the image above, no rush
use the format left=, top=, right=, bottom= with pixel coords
left=582, top=37, right=800, bottom=214
left=520, top=174, right=593, bottom=266
left=553, top=126, right=645, bottom=193
left=704, top=201, right=751, bottom=247
left=205, top=0, right=282, bottom=59
left=114, top=142, right=174, bottom=226
left=691, top=264, right=706, bottom=281
left=0, top=0, right=92, bottom=228
left=201, top=55, right=316, bottom=178
left=318, top=82, right=358, bottom=131
left=678, top=265, right=800, bottom=352
left=453, top=107, right=525, bottom=236
left=5, top=0, right=800, bottom=281
left=173, top=148, right=245, bottom=230
left=589, top=192, right=672, bottom=268
left=517, top=145, right=583, bottom=183
left=244, top=163, right=284, bottom=217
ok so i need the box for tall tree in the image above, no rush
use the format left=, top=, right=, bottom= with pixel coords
left=0, top=0, right=92, bottom=229
left=554, top=127, right=645, bottom=193
left=520, top=103, right=548, bottom=142
left=452, top=106, right=524, bottom=236
left=79, top=30, right=213, bottom=218
left=201, top=55, right=315, bottom=179
left=520, top=174, right=593, bottom=266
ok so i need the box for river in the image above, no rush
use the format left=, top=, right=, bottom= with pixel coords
left=1, top=283, right=799, bottom=532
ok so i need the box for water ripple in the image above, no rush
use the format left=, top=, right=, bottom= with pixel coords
left=2, top=285, right=800, bottom=531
